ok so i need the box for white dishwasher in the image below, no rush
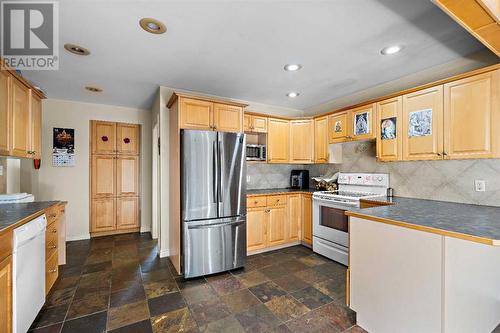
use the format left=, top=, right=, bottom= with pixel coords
left=12, top=214, right=47, bottom=333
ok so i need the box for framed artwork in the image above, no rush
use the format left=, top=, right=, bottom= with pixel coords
left=52, top=128, right=75, bottom=167
left=408, top=108, right=432, bottom=137
left=381, top=117, right=397, bottom=140
left=334, top=120, right=343, bottom=133
left=354, top=112, right=369, bottom=136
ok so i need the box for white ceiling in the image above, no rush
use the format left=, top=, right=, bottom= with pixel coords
left=22, top=0, right=487, bottom=113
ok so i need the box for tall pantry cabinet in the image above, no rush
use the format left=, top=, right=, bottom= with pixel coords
left=90, top=120, right=141, bottom=237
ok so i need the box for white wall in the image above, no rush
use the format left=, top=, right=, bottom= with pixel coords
left=36, top=99, right=152, bottom=241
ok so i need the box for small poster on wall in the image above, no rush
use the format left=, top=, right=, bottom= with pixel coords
left=52, top=128, right=75, bottom=167
left=408, top=108, right=432, bottom=137
left=354, top=112, right=369, bottom=136
left=381, top=117, right=397, bottom=140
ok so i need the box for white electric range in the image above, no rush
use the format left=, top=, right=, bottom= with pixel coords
left=312, top=173, right=389, bottom=266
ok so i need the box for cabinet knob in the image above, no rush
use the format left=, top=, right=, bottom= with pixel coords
left=48, top=268, right=57, bottom=273
left=52, top=229, right=57, bottom=233
left=49, top=245, right=57, bottom=249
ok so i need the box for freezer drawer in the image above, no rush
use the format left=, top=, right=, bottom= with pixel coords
left=183, top=217, right=246, bottom=278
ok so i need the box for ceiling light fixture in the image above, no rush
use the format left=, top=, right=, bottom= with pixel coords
left=139, top=18, right=167, bottom=34
left=64, top=43, right=90, bottom=56
left=287, top=92, right=299, bottom=98
left=284, top=64, right=302, bottom=71
left=380, top=45, right=403, bottom=55
left=85, top=86, right=103, bottom=93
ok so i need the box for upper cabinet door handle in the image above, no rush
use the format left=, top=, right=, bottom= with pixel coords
left=123, top=138, right=130, bottom=144
left=101, top=136, right=109, bottom=142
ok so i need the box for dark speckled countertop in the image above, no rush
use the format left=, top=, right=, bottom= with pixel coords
left=247, top=188, right=316, bottom=196
left=0, top=201, right=62, bottom=233
left=349, top=197, right=500, bottom=246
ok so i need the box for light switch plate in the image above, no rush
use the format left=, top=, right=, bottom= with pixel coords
left=474, top=180, right=486, bottom=192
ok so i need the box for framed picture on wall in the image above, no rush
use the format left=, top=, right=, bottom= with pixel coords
left=52, top=128, right=76, bottom=167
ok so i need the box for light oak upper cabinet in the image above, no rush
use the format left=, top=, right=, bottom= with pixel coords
left=302, top=194, right=313, bottom=245
left=172, top=94, right=246, bottom=132
left=116, top=156, right=139, bottom=196
left=117, top=123, right=140, bottom=155
left=91, top=155, right=116, bottom=198
left=444, top=70, right=499, bottom=159
left=30, top=93, right=42, bottom=159
left=92, top=121, right=116, bottom=154
left=0, top=255, right=12, bottom=333
left=314, top=116, right=328, bottom=163
left=376, top=97, right=403, bottom=162
left=402, top=86, right=444, bottom=161
left=0, top=71, right=10, bottom=155
left=290, top=120, right=314, bottom=163
left=244, top=114, right=267, bottom=133
left=213, top=103, right=243, bottom=133
left=267, top=118, right=290, bottom=163
left=350, top=103, right=376, bottom=141
left=267, top=206, right=287, bottom=247
left=179, top=97, right=213, bottom=130
left=328, top=112, right=349, bottom=143
left=117, top=197, right=139, bottom=230
left=91, top=198, right=116, bottom=233
left=247, top=207, right=267, bottom=252
left=11, top=79, right=30, bottom=158
left=287, top=194, right=301, bottom=242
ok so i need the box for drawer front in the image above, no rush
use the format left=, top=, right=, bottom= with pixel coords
left=45, top=220, right=59, bottom=259
left=45, top=251, right=58, bottom=294
left=247, top=196, right=267, bottom=208
left=267, top=195, right=286, bottom=206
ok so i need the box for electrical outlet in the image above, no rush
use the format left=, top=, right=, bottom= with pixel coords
left=246, top=175, right=251, bottom=183
left=474, top=180, right=486, bottom=192
left=0, top=165, right=3, bottom=176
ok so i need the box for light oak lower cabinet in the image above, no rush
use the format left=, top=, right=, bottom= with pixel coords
left=302, top=194, right=313, bottom=245
left=0, top=256, right=12, bottom=333
left=267, top=205, right=287, bottom=247
left=247, top=207, right=268, bottom=252
left=287, top=194, right=302, bottom=242
left=91, top=198, right=116, bottom=233
left=117, top=197, right=139, bottom=230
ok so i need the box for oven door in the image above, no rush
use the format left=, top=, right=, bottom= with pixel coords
left=312, top=198, right=350, bottom=248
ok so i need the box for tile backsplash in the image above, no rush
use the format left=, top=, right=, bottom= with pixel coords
left=308, top=141, right=500, bottom=207
left=247, top=163, right=307, bottom=189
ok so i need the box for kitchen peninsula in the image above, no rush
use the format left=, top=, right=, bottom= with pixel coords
left=347, top=197, right=500, bottom=333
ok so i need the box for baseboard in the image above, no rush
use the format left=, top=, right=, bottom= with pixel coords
left=66, top=234, right=90, bottom=241
left=159, top=248, right=170, bottom=258
left=140, top=226, right=151, bottom=233
left=247, top=241, right=301, bottom=256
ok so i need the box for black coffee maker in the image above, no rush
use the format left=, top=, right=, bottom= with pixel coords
left=290, top=170, right=309, bottom=189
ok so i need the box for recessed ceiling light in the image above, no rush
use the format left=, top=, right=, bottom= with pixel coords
left=287, top=92, right=299, bottom=98
left=64, top=43, right=90, bottom=56
left=284, top=64, right=302, bottom=71
left=85, top=86, right=103, bottom=93
left=139, top=18, right=167, bottom=34
left=380, top=45, right=403, bottom=55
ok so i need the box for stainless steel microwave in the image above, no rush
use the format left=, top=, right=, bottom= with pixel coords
left=246, top=144, right=266, bottom=161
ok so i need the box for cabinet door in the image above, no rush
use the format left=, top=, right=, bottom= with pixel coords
left=252, top=116, right=268, bottom=133
left=91, top=198, right=116, bottom=232
left=402, top=86, right=444, bottom=161
left=0, top=71, right=10, bottom=155
left=267, top=118, right=290, bottom=163
left=92, top=121, right=116, bottom=154
left=179, top=97, right=213, bottom=130
left=314, top=116, right=328, bottom=163
left=116, top=156, right=139, bottom=197
left=30, top=93, right=42, bottom=159
left=376, top=97, right=403, bottom=161
left=351, top=103, right=376, bottom=141
left=0, top=256, right=12, bottom=333
left=328, top=112, right=349, bottom=143
left=11, top=79, right=30, bottom=157
left=268, top=206, right=286, bottom=247
left=91, top=155, right=116, bottom=198
left=302, top=195, right=312, bottom=245
left=213, top=103, right=243, bottom=133
left=444, top=70, right=499, bottom=159
left=116, top=197, right=139, bottom=230
left=244, top=114, right=252, bottom=132
left=247, top=207, right=267, bottom=252
left=116, top=123, right=140, bottom=155
left=287, top=194, right=301, bottom=242
left=290, top=120, right=314, bottom=163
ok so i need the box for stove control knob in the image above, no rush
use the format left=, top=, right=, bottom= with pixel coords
left=377, top=176, right=383, bottom=181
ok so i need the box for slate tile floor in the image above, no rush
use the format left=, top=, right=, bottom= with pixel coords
left=30, top=233, right=367, bottom=333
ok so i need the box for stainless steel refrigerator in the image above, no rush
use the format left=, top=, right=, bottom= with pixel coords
left=181, top=129, right=246, bottom=278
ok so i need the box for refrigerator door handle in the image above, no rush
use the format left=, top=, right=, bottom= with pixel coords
left=213, top=141, right=218, bottom=204
left=217, top=140, right=222, bottom=204
left=187, top=220, right=244, bottom=230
